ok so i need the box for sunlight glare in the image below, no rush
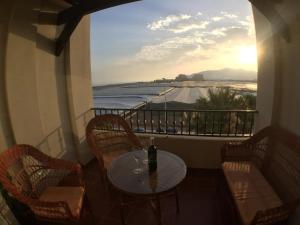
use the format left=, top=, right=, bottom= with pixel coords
left=239, top=45, right=257, bottom=65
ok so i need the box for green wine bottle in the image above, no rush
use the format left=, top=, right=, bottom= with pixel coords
left=148, top=137, right=157, bottom=172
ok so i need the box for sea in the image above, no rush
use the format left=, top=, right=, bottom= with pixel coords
left=93, top=81, right=257, bottom=109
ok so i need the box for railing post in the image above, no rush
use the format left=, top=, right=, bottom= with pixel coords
left=204, top=112, right=207, bottom=135
left=212, top=112, right=215, bottom=136
left=143, top=110, right=146, bottom=133
left=158, top=111, right=161, bottom=134
left=181, top=112, right=183, bottom=135
left=173, top=111, right=176, bottom=134
left=227, top=112, right=231, bottom=136
left=235, top=112, right=239, bottom=137
left=188, top=112, right=191, bottom=135
left=196, top=112, right=199, bottom=135
left=165, top=111, right=168, bottom=134
left=151, top=110, right=153, bottom=133
left=130, top=109, right=133, bottom=129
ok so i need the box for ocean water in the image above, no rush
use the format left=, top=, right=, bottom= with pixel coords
left=93, top=81, right=257, bottom=109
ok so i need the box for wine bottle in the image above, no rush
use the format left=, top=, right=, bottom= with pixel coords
left=148, top=137, right=157, bottom=172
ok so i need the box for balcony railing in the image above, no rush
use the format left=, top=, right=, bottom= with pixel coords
left=91, top=108, right=258, bottom=137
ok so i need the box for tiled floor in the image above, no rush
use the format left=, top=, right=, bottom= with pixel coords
left=83, top=160, right=238, bottom=225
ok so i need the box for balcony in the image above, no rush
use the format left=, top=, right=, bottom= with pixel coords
left=1, top=0, right=300, bottom=224
left=69, top=108, right=257, bottom=225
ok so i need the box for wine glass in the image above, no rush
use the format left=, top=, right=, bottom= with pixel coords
left=132, top=154, right=143, bottom=174
left=142, top=148, right=148, bottom=164
left=142, top=136, right=154, bottom=164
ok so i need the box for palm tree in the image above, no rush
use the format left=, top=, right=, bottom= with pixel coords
left=192, top=87, right=256, bottom=135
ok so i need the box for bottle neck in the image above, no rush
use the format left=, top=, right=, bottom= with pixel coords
left=150, top=137, right=155, bottom=146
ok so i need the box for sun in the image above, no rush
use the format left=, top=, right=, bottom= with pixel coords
left=239, top=45, right=257, bottom=65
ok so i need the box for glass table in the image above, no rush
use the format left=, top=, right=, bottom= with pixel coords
left=107, top=150, right=187, bottom=225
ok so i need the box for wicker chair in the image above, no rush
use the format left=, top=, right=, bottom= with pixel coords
left=86, top=114, right=143, bottom=176
left=221, top=126, right=300, bottom=225
left=0, top=144, right=92, bottom=225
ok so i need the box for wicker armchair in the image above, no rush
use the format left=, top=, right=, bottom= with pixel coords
left=0, top=144, right=91, bottom=224
left=86, top=114, right=143, bottom=176
left=221, top=126, right=300, bottom=225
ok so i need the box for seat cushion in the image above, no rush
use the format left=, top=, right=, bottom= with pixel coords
left=222, top=161, right=282, bottom=225
left=39, top=186, right=85, bottom=219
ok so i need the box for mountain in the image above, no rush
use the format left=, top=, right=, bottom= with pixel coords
left=191, top=68, right=257, bottom=81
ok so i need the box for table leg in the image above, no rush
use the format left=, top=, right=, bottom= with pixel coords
left=155, top=195, right=162, bottom=225
left=120, top=194, right=126, bottom=225
left=175, top=188, right=180, bottom=214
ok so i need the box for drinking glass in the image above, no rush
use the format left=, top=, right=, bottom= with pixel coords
left=142, top=148, right=148, bottom=164
left=132, top=154, right=143, bottom=174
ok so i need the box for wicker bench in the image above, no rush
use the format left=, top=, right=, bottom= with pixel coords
left=221, top=126, right=300, bottom=225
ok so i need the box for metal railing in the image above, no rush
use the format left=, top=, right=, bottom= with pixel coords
left=91, top=108, right=258, bottom=137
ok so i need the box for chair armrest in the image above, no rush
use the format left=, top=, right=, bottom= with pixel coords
left=20, top=145, right=84, bottom=186
left=221, top=127, right=272, bottom=163
left=221, top=141, right=253, bottom=162
left=250, top=202, right=299, bottom=225
left=44, top=158, right=84, bottom=187
left=31, top=199, right=75, bottom=220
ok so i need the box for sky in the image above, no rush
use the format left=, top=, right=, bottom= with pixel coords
left=91, top=0, right=257, bottom=85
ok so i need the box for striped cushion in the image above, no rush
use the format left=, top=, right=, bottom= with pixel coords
left=222, top=161, right=282, bottom=225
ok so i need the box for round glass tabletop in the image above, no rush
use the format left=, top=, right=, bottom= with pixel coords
left=107, top=150, right=187, bottom=195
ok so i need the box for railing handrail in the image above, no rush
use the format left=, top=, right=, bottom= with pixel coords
left=91, top=107, right=258, bottom=113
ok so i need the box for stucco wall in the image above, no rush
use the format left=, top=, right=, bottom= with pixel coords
left=0, top=0, right=93, bottom=160
left=274, top=1, right=300, bottom=136
left=0, top=0, right=93, bottom=223
left=253, top=6, right=275, bottom=131
left=0, top=0, right=15, bottom=152
left=254, top=1, right=300, bottom=135
left=253, top=2, right=300, bottom=224
left=138, top=134, right=246, bottom=169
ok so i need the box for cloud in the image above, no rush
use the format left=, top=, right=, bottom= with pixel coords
left=147, top=14, right=191, bottom=31
left=168, top=21, right=210, bottom=33
left=209, top=28, right=228, bottom=37
left=239, top=16, right=256, bottom=36
left=211, top=16, right=224, bottom=22
left=120, top=12, right=256, bottom=67
left=220, top=11, right=238, bottom=19
left=120, top=34, right=215, bottom=64
left=148, top=13, right=209, bottom=34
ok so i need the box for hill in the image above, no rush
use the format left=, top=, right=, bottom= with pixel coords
left=191, top=68, right=257, bottom=81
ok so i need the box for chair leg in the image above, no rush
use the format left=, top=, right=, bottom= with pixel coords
left=84, top=194, right=95, bottom=225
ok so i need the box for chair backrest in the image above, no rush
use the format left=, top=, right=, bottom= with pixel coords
left=246, top=126, right=300, bottom=203
left=0, top=145, right=70, bottom=205
left=262, top=127, right=300, bottom=203
left=86, top=114, right=142, bottom=170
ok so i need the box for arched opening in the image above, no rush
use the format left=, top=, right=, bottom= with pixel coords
left=91, top=0, right=259, bottom=137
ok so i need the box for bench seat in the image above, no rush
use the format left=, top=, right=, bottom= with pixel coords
left=222, top=161, right=282, bottom=225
